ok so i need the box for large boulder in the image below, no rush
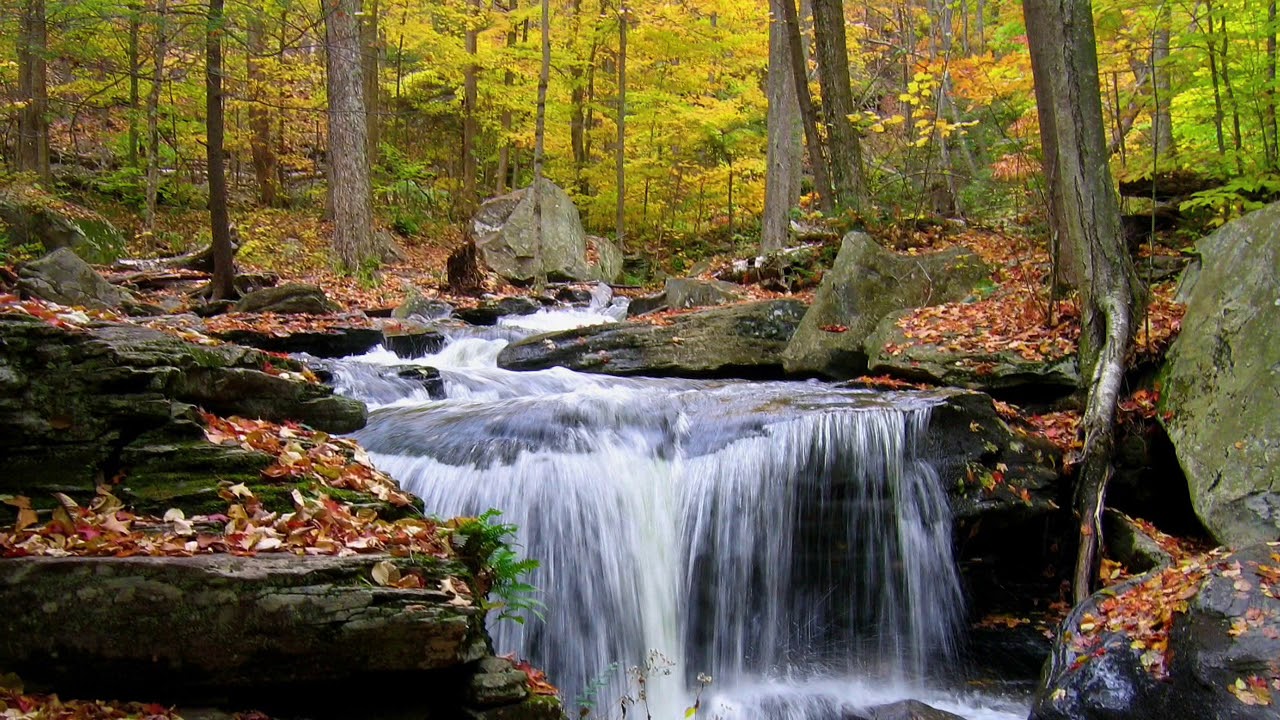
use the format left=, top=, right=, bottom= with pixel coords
left=17, top=247, right=134, bottom=310
left=664, top=277, right=745, bottom=309
left=0, top=315, right=366, bottom=511
left=472, top=179, right=619, bottom=284
left=1031, top=543, right=1280, bottom=720
left=498, top=300, right=807, bottom=378
left=865, top=309, right=1079, bottom=397
left=234, top=283, right=340, bottom=315
left=783, top=232, right=991, bottom=379
left=1159, top=202, right=1280, bottom=546
left=0, top=185, right=126, bottom=264
left=0, top=554, right=487, bottom=695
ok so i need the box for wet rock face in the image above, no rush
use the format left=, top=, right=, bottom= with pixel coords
left=0, top=315, right=365, bottom=511
left=497, top=300, right=808, bottom=378
left=1032, top=543, right=1280, bottom=720
left=1159, top=201, right=1280, bottom=547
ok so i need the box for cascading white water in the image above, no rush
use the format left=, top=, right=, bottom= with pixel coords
left=329, top=317, right=1027, bottom=720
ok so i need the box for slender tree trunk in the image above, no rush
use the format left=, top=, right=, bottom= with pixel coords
left=361, top=0, right=380, bottom=165
left=1215, top=12, right=1244, bottom=173
left=616, top=2, right=628, bottom=248
left=781, top=0, right=836, bottom=214
left=17, top=0, right=50, bottom=181
left=128, top=4, right=141, bottom=167
left=1268, top=0, right=1278, bottom=169
left=811, top=0, right=866, bottom=211
left=145, top=0, right=169, bottom=229
left=763, top=0, right=803, bottom=252
left=1153, top=3, right=1175, bottom=161
left=1024, top=0, right=1140, bottom=605
left=533, top=0, right=551, bottom=288
left=324, top=0, right=377, bottom=270
left=462, top=0, right=480, bottom=212
left=247, top=16, right=278, bottom=207
left=569, top=0, right=588, bottom=193
left=496, top=0, right=518, bottom=195
left=207, top=0, right=236, bottom=300
left=1201, top=0, right=1227, bottom=155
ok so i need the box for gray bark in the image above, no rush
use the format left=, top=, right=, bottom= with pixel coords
left=811, top=0, right=866, bottom=211
left=207, top=0, right=235, bottom=300
left=462, top=0, right=480, bottom=212
left=781, top=0, right=835, bottom=215
left=324, top=0, right=377, bottom=270
left=616, top=3, right=627, bottom=248
left=17, top=0, right=50, bottom=180
left=144, top=0, right=169, bottom=230
left=1023, top=0, right=1140, bottom=605
left=1152, top=3, right=1175, bottom=160
left=763, top=0, right=803, bottom=252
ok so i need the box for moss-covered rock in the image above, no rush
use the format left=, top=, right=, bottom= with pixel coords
left=865, top=309, right=1080, bottom=397
left=0, top=314, right=365, bottom=510
left=497, top=300, right=808, bottom=378
left=1159, top=201, right=1280, bottom=547
left=783, top=232, right=991, bottom=379
left=0, top=185, right=126, bottom=264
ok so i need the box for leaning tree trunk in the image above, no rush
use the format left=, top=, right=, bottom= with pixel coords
left=811, top=0, right=867, bottom=212
left=1023, top=0, right=1141, bottom=605
left=324, top=0, right=377, bottom=271
left=206, top=0, right=236, bottom=300
left=17, top=0, right=50, bottom=181
left=762, top=0, right=804, bottom=252
left=781, top=0, right=836, bottom=215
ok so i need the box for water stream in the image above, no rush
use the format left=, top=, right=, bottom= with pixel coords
left=327, top=304, right=1027, bottom=720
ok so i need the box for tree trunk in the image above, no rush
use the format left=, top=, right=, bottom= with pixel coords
left=811, top=0, right=866, bottom=211
left=781, top=0, right=835, bottom=215
left=1201, top=0, right=1228, bottom=156
left=324, top=0, right=377, bottom=270
left=1152, top=3, right=1175, bottom=161
left=1023, top=0, right=1140, bottom=605
left=1215, top=12, right=1244, bottom=174
left=616, top=2, right=627, bottom=249
left=1268, top=0, right=1278, bottom=169
left=247, top=16, right=278, bottom=207
left=128, top=4, right=141, bottom=168
left=496, top=0, right=518, bottom=195
left=361, top=0, right=380, bottom=165
left=569, top=0, right=588, bottom=193
left=461, top=0, right=480, bottom=213
left=144, top=0, right=169, bottom=230
left=207, top=0, right=236, bottom=301
left=17, top=0, right=50, bottom=181
left=763, top=0, right=804, bottom=252
left=533, top=0, right=551, bottom=289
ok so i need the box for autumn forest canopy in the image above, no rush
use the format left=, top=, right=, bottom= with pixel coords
left=1, top=0, right=1278, bottom=271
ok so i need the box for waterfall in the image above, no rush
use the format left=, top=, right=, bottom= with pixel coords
left=331, top=321, right=1025, bottom=720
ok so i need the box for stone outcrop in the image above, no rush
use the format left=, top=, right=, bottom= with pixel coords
left=497, top=300, right=808, bottom=378
left=0, top=185, right=126, bottom=264
left=17, top=247, right=135, bottom=310
left=865, top=309, right=1079, bottom=397
left=234, top=283, right=340, bottom=315
left=472, top=180, right=618, bottom=284
left=783, top=232, right=991, bottom=379
left=0, top=314, right=365, bottom=512
left=663, top=277, right=745, bottom=309
left=1159, top=202, right=1280, bottom=547
left=1031, top=543, right=1280, bottom=720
